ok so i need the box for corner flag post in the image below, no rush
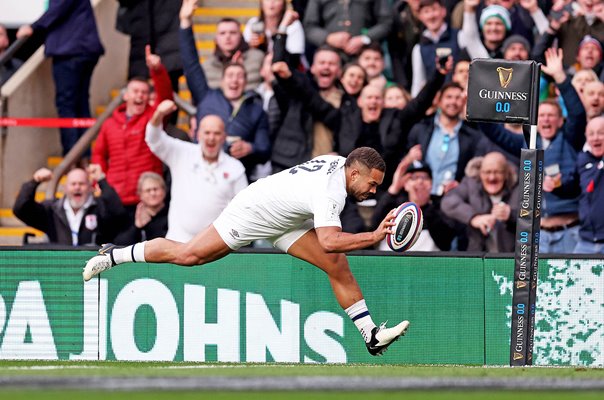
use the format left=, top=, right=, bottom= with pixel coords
left=465, top=59, right=543, bottom=366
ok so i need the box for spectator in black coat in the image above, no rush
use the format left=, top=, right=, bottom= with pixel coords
left=372, top=158, right=456, bottom=251
left=13, top=165, right=126, bottom=246
left=114, top=172, right=169, bottom=244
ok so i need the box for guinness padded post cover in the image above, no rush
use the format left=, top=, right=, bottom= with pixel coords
left=466, top=59, right=540, bottom=125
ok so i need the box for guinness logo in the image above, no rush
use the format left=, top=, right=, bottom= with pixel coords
left=497, top=67, right=513, bottom=88
left=513, top=352, right=524, bottom=360
left=520, top=209, right=529, bottom=217
left=516, top=281, right=527, bottom=289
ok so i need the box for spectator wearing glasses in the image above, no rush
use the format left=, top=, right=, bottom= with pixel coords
left=114, top=172, right=169, bottom=244
left=441, top=152, right=519, bottom=252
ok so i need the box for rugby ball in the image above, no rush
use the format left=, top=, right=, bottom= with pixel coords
left=386, top=202, right=423, bottom=252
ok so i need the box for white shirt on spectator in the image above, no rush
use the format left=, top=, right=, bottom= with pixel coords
left=145, top=123, right=248, bottom=242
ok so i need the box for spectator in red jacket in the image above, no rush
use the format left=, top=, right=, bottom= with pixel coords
left=92, top=46, right=171, bottom=211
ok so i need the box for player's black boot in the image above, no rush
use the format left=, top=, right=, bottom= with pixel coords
left=365, top=321, right=410, bottom=356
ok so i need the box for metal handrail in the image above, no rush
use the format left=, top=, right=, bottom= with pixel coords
left=45, top=90, right=125, bottom=199
left=45, top=92, right=196, bottom=199
left=0, top=37, right=28, bottom=70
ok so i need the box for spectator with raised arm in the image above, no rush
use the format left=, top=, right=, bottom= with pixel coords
left=459, top=0, right=511, bottom=59
left=92, top=46, right=171, bottom=212
left=271, top=54, right=452, bottom=188
left=270, top=45, right=343, bottom=172
left=477, top=48, right=587, bottom=253
left=16, top=0, right=104, bottom=157
left=145, top=100, right=248, bottom=242
left=179, top=0, right=270, bottom=181
left=441, top=152, right=519, bottom=252
left=13, top=165, right=126, bottom=246
left=303, top=0, right=393, bottom=60
left=181, top=0, right=264, bottom=92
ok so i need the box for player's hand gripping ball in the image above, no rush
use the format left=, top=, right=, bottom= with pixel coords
left=386, top=202, right=423, bottom=252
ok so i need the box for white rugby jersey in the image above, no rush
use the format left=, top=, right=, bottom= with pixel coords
left=230, top=155, right=348, bottom=232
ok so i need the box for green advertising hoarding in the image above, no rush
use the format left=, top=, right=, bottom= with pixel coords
left=0, top=251, right=602, bottom=366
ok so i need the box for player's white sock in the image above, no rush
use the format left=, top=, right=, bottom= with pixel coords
left=111, top=242, right=147, bottom=264
left=345, top=299, right=377, bottom=343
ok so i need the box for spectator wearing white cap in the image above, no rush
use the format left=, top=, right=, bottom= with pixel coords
left=459, top=0, right=511, bottom=59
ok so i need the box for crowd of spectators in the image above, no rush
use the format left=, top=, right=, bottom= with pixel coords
left=10, top=0, right=604, bottom=255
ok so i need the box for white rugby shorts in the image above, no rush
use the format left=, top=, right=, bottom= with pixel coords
left=213, top=202, right=314, bottom=252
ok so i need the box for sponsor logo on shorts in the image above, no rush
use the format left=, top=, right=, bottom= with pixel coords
left=230, top=229, right=240, bottom=239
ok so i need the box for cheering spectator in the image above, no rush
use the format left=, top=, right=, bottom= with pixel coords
left=581, top=80, right=604, bottom=120
left=92, top=46, right=170, bottom=210
left=178, top=0, right=263, bottom=91
left=13, top=165, right=125, bottom=246
left=271, top=55, right=451, bottom=188
left=571, top=69, right=599, bottom=97
left=502, top=34, right=531, bottom=61
left=114, top=172, right=169, bottom=245
left=358, top=43, right=390, bottom=91
left=243, top=1, right=305, bottom=67
left=384, top=85, right=411, bottom=110
left=410, top=0, right=462, bottom=97
left=569, top=35, right=604, bottom=77
left=340, top=62, right=368, bottom=98
left=0, top=23, right=23, bottom=85
left=146, top=100, right=248, bottom=242
left=303, top=0, right=393, bottom=59
left=373, top=159, right=457, bottom=251
left=180, top=0, right=271, bottom=181
left=553, top=0, right=604, bottom=68
left=407, top=82, right=487, bottom=197
left=452, top=58, right=470, bottom=89
left=270, top=46, right=343, bottom=171
left=16, top=0, right=104, bottom=156
left=459, top=1, right=511, bottom=59
left=115, top=0, right=183, bottom=91
left=441, top=152, right=519, bottom=252
left=574, top=116, right=604, bottom=253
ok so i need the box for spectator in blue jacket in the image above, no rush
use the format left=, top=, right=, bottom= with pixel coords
left=179, top=0, right=270, bottom=181
left=478, top=48, right=587, bottom=254
left=574, top=116, right=604, bottom=254
left=17, top=0, right=104, bottom=157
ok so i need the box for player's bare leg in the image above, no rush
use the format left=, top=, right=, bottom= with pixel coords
left=83, top=225, right=231, bottom=281
left=287, top=229, right=409, bottom=355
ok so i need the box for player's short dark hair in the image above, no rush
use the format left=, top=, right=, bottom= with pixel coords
left=345, top=147, right=386, bottom=172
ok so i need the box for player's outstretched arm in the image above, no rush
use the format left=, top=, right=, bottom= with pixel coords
left=316, top=209, right=396, bottom=253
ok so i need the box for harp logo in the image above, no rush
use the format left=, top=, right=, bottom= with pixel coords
left=497, top=67, right=513, bottom=89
